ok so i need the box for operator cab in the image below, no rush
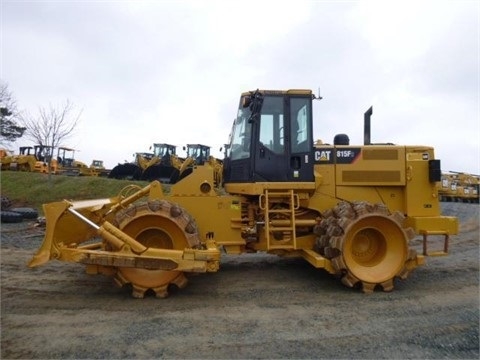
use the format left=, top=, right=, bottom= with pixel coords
left=152, top=143, right=177, bottom=165
left=57, top=147, right=76, bottom=167
left=223, top=89, right=315, bottom=183
left=185, top=144, right=210, bottom=165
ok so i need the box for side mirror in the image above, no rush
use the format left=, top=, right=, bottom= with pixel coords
left=242, top=96, right=251, bottom=108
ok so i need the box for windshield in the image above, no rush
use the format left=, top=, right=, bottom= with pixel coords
left=188, top=146, right=210, bottom=159
left=153, top=145, right=174, bottom=157
left=229, top=95, right=287, bottom=160
left=229, top=105, right=252, bottom=160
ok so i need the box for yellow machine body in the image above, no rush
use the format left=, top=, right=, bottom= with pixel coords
left=0, top=148, right=13, bottom=170
left=3, top=145, right=55, bottom=173
left=29, top=89, right=459, bottom=297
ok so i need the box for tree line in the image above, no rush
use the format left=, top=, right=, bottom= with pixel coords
left=0, top=81, right=81, bottom=159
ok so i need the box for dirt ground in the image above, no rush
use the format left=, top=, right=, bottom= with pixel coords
left=1, top=202, right=479, bottom=359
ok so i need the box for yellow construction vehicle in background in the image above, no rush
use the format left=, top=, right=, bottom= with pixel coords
left=2, top=145, right=56, bottom=173
left=0, top=148, right=14, bottom=170
left=108, top=143, right=221, bottom=183
left=10, top=146, right=37, bottom=171
left=108, top=152, right=153, bottom=180
left=178, top=144, right=223, bottom=185
left=438, top=171, right=480, bottom=203
left=139, top=143, right=182, bottom=182
left=55, top=147, right=90, bottom=176
left=32, top=145, right=57, bottom=173
left=108, top=143, right=176, bottom=180
left=141, top=143, right=223, bottom=184
left=1, top=145, right=105, bottom=176
left=89, top=160, right=110, bottom=177
left=29, top=89, right=458, bottom=298
left=53, top=147, right=107, bottom=176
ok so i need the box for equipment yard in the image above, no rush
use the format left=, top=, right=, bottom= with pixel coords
left=1, top=202, right=478, bottom=359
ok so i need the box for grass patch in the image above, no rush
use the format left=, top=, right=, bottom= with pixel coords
left=1, top=171, right=151, bottom=211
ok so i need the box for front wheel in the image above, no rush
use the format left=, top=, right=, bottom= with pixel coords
left=111, top=200, right=201, bottom=298
left=316, top=201, right=418, bottom=293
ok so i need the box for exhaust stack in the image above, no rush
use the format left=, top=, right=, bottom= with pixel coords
left=364, top=106, right=373, bottom=145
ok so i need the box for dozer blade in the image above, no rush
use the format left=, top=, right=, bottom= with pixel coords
left=28, top=199, right=114, bottom=268
left=29, top=181, right=166, bottom=268
left=28, top=190, right=221, bottom=274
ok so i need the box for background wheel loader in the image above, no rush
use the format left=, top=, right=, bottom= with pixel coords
left=140, top=143, right=182, bottom=182
left=108, top=143, right=177, bottom=180
left=29, top=89, right=458, bottom=298
left=157, top=143, right=223, bottom=184
left=109, top=143, right=221, bottom=184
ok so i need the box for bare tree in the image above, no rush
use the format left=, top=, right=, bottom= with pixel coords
left=0, top=81, right=26, bottom=145
left=21, top=100, right=82, bottom=173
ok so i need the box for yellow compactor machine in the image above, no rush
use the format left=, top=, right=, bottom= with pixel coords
left=29, top=89, right=458, bottom=298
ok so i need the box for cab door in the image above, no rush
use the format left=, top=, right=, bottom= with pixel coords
left=286, top=97, right=314, bottom=181
left=253, top=96, right=314, bottom=182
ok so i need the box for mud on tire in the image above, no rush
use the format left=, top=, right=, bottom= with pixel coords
left=315, top=201, right=418, bottom=293
left=110, top=200, right=201, bottom=298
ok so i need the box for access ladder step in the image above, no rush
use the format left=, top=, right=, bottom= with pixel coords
left=264, top=189, right=297, bottom=250
left=421, top=231, right=449, bottom=256
left=269, top=226, right=295, bottom=231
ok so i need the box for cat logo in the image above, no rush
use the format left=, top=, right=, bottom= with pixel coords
left=315, top=150, right=331, bottom=162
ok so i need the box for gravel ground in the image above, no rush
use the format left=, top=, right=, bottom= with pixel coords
left=1, top=203, right=478, bottom=359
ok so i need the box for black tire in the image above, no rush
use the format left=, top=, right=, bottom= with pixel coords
left=1, top=196, right=12, bottom=210
left=10, top=207, right=39, bottom=219
left=1, top=211, right=23, bottom=223
left=141, top=165, right=176, bottom=182
left=108, top=163, right=141, bottom=180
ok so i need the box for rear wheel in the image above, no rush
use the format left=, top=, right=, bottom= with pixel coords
left=112, top=200, right=201, bottom=298
left=316, top=201, right=417, bottom=293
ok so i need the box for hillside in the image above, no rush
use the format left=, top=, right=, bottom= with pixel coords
left=0, top=171, right=150, bottom=211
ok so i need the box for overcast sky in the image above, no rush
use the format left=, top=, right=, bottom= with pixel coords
left=1, top=0, right=479, bottom=174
